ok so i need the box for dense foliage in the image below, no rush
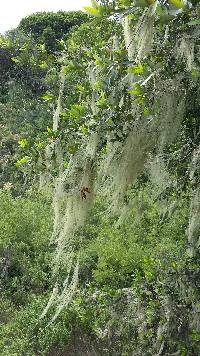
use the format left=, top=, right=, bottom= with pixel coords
left=0, top=1, right=200, bottom=355
left=18, top=11, right=90, bottom=53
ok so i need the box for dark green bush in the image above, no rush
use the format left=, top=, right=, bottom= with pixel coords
left=18, top=11, right=90, bottom=52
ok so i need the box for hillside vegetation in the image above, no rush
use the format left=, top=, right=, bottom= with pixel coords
left=0, top=2, right=200, bottom=355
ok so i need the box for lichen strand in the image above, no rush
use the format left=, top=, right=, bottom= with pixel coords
left=103, top=77, right=185, bottom=208
left=188, top=145, right=200, bottom=257
left=41, top=128, right=100, bottom=321
left=177, top=35, right=195, bottom=72
left=122, top=5, right=156, bottom=62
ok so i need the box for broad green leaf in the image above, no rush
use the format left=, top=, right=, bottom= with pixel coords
left=18, top=139, right=28, bottom=149
left=97, top=91, right=108, bottom=108
left=144, top=271, right=153, bottom=280
left=191, top=69, right=199, bottom=78
left=58, top=39, right=65, bottom=47
left=136, top=96, right=145, bottom=105
left=0, top=36, right=9, bottom=46
left=143, top=107, right=152, bottom=116
left=128, top=84, right=143, bottom=95
left=15, top=156, right=31, bottom=167
left=41, top=93, right=54, bottom=102
left=36, top=43, right=46, bottom=51
left=106, top=118, right=114, bottom=126
left=63, top=162, right=69, bottom=169
left=172, top=262, right=177, bottom=268
left=93, top=80, right=103, bottom=90
left=35, top=141, right=45, bottom=150
left=128, top=64, right=146, bottom=74
left=43, top=127, right=53, bottom=136
left=38, top=61, right=48, bottom=69
left=68, top=104, right=87, bottom=119
left=94, top=54, right=104, bottom=66
left=79, top=126, right=88, bottom=135
left=68, top=144, right=79, bottom=154
left=76, top=84, right=85, bottom=93
left=168, top=0, right=186, bottom=8
left=83, top=6, right=99, bottom=16
left=69, top=37, right=76, bottom=48
left=47, top=127, right=53, bottom=134
left=11, top=57, right=21, bottom=64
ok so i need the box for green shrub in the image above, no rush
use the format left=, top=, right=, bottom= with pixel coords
left=0, top=190, right=53, bottom=302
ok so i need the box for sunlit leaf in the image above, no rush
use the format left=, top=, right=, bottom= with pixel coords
left=128, top=84, right=143, bottom=95
left=41, top=93, right=54, bottom=102
left=15, top=156, right=31, bottom=167
left=11, top=57, right=21, bottom=64
left=63, top=162, right=69, bottom=169
left=191, top=69, right=199, bottom=78
left=83, top=6, right=99, bottom=16
left=47, top=127, right=53, bottom=134
left=38, top=61, right=48, bottom=69
left=18, top=139, right=28, bottom=149
left=76, top=84, right=85, bottom=93
left=79, top=126, right=88, bottom=135
left=168, top=0, right=186, bottom=8
left=128, top=64, right=146, bottom=74
left=143, top=107, right=152, bottom=116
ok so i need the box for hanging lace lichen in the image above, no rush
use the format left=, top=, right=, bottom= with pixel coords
left=101, top=74, right=185, bottom=210
left=39, top=66, right=66, bottom=190
left=52, top=27, right=104, bottom=279
left=122, top=4, right=156, bottom=63
left=41, top=128, right=99, bottom=321
left=147, top=154, right=171, bottom=195
left=188, top=188, right=200, bottom=257
left=134, top=5, right=156, bottom=63
left=176, top=35, right=195, bottom=71
left=53, top=66, right=66, bottom=132
left=188, top=145, right=200, bottom=257
left=104, top=115, right=158, bottom=209
left=122, top=15, right=135, bottom=61
left=156, top=77, right=185, bottom=149
left=87, top=62, right=100, bottom=115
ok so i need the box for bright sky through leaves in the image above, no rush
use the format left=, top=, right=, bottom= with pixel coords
left=0, top=0, right=91, bottom=33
